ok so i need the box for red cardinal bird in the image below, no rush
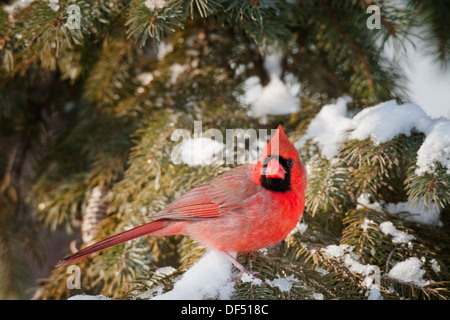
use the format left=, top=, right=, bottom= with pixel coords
left=57, top=125, right=307, bottom=276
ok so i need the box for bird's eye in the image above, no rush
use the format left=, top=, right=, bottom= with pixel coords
left=287, top=158, right=294, bottom=168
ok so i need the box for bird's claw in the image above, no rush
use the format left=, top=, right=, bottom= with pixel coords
left=223, top=251, right=261, bottom=282
left=232, top=269, right=260, bottom=282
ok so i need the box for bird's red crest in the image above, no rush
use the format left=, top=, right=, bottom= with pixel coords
left=262, top=125, right=297, bottom=160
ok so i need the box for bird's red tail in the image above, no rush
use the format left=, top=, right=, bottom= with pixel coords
left=56, top=220, right=167, bottom=267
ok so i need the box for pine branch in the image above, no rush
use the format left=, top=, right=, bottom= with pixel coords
left=126, top=0, right=184, bottom=46
left=341, top=207, right=392, bottom=265
left=341, top=134, right=423, bottom=202
left=305, top=155, right=352, bottom=216
left=320, top=2, right=374, bottom=91
left=293, top=241, right=367, bottom=297
left=406, top=163, right=450, bottom=211
left=83, top=37, right=134, bottom=106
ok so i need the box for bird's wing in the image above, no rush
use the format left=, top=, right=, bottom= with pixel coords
left=152, top=165, right=261, bottom=221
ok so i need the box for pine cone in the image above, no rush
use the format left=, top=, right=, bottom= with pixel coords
left=81, top=186, right=109, bottom=246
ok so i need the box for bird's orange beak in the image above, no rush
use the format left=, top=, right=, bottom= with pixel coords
left=265, top=158, right=285, bottom=179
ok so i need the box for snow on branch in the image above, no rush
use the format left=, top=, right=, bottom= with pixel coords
left=299, top=98, right=450, bottom=176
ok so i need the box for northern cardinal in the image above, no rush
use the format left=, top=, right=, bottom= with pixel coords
left=57, top=125, right=307, bottom=276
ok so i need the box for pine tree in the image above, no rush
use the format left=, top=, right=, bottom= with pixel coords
left=1, top=0, right=449, bottom=300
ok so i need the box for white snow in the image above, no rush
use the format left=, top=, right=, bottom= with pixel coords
left=343, top=254, right=379, bottom=279
left=385, top=198, right=443, bottom=227
left=357, top=193, right=382, bottom=211
left=356, top=195, right=443, bottom=227
left=242, top=51, right=300, bottom=118
left=315, top=267, right=329, bottom=276
left=47, top=0, right=59, bottom=11
left=288, top=221, right=308, bottom=236
left=241, top=76, right=262, bottom=108
left=430, top=258, right=441, bottom=274
left=379, top=221, right=415, bottom=244
left=257, top=248, right=268, bottom=256
left=361, top=218, right=374, bottom=231
left=366, top=286, right=382, bottom=300
left=154, top=266, right=177, bottom=277
left=239, top=272, right=263, bottom=286
left=157, top=41, right=174, bottom=60
left=250, top=76, right=300, bottom=117
left=322, top=244, right=382, bottom=300
left=263, top=50, right=284, bottom=76
left=297, top=96, right=353, bottom=160
left=415, top=121, right=450, bottom=175
left=296, top=223, right=308, bottom=234
left=144, top=0, right=166, bottom=11
left=348, top=101, right=435, bottom=145
left=322, top=244, right=354, bottom=258
left=383, top=31, right=450, bottom=120
left=3, top=0, right=36, bottom=15
left=169, top=63, right=187, bottom=84
left=151, top=250, right=235, bottom=300
left=300, top=97, right=450, bottom=175
left=134, top=266, right=176, bottom=300
left=266, top=274, right=298, bottom=292
left=313, top=292, right=324, bottom=300
left=178, top=137, right=225, bottom=166
left=387, top=257, right=429, bottom=287
left=136, top=72, right=154, bottom=86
